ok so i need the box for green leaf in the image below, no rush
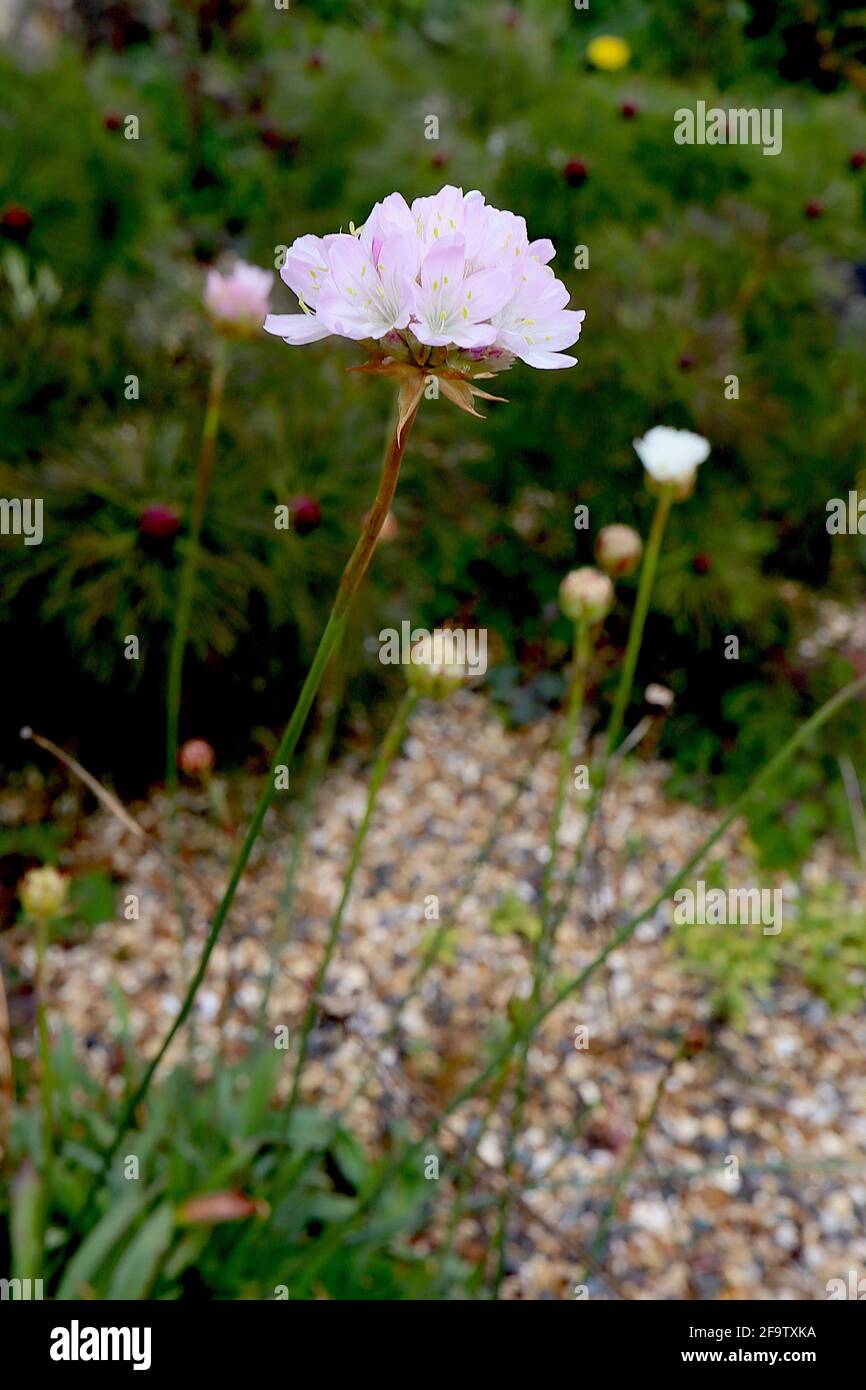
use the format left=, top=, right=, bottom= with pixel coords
left=57, top=1186, right=159, bottom=1298
left=490, top=890, right=541, bottom=942
left=107, top=1202, right=175, bottom=1300
left=11, top=1163, right=43, bottom=1283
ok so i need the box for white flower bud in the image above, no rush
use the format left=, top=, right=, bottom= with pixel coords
left=559, top=567, right=614, bottom=624
left=595, top=524, right=642, bottom=578
left=632, top=426, right=710, bottom=501
left=19, top=865, right=68, bottom=920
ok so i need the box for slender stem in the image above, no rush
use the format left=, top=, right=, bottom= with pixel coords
left=0, top=953, right=11, bottom=1182
left=340, top=736, right=545, bottom=1117
left=577, top=1042, right=683, bottom=1284
left=437, top=1066, right=511, bottom=1285
left=545, top=489, right=674, bottom=946
left=34, top=914, right=54, bottom=1242
left=258, top=662, right=347, bottom=1025
left=76, top=390, right=422, bottom=1222
left=540, top=619, right=590, bottom=952
left=286, top=687, right=418, bottom=1119
left=290, top=670, right=866, bottom=1295
left=605, top=489, right=672, bottom=762
left=165, top=337, right=230, bottom=959
left=493, top=620, right=589, bottom=1294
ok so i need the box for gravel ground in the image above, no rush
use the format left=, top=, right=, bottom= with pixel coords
left=7, top=692, right=866, bottom=1300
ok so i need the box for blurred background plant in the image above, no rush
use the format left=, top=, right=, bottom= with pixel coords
left=2, top=0, right=866, bottom=1302
left=1, top=0, right=865, bottom=866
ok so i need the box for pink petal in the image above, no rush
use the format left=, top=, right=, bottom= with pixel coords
left=263, top=313, right=331, bottom=344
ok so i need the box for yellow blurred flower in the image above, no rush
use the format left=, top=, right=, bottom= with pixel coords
left=19, top=865, right=68, bottom=920
left=587, top=35, right=631, bottom=71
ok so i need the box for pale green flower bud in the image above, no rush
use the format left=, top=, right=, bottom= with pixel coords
left=595, top=524, right=642, bottom=578
left=559, top=567, right=614, bottom=624
left=407, top=636, right=471, bottom=700
left=19, top=865, right=68, bottom=920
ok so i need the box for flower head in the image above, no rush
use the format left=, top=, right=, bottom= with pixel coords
left=19, top=865, right=68, bottom=919
left=205, top=260, right=273, bottom=338
left=595, top=524, right=642, bottom=578
left=1, top=204, right=33, bottom=244
left=633, top=425, right=710, bottom=500
left=178, top=738, right=216, bottom=778
left=559, top=567, right=614, bottom=624
left=586, top=35, right=631, bottom=71
left=407, top=632, right=475, bottom=699
left=139, top=504, right=181, bottom=540
left=265, top=186, right=585, bottom=411
left=290, top=496, right=322, bottom=536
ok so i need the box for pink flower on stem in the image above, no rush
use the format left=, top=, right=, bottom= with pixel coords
left=264, top=185, right=585, bottom=384
left=205, top=260, right=273, bottom=338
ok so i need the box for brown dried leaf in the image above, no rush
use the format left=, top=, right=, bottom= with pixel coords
left=396, top=372, right=427, bottom=442
left=177, top=1191, right=270, bottom=1226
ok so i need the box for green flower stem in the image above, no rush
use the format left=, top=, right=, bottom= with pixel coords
left=34, top=914, right=54, bottom=1244
left=545, top=486, right=675, bottom=946
left=258, top=662, right=347, bottom=1026
left=76, top=389, right=422, bottom=1224
left=0, top=957, right=11, bottom=1181
left=493, top=619, right=589, bottom=1294
left=540, top=619, right=590, bottom=950
left=577, top=1041, right=683, bottom=1285
left=165, top=337, right=230, bottom=952
left=286, top=686, right=418, bottom=1120
left=437, top=1063, right=511, bottom=1283
left=339, top=737, right=546, bottom=1117
left=604, top=487, right=672, bottom=762
left=290, top=670, right=866, bottom=1296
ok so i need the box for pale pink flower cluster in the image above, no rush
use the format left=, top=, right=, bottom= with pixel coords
left=264, top=186, right=585, bottom=370
left=205, top=261, right=273, bottom=336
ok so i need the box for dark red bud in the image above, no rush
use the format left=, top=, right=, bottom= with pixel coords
left=291, top=497, right=321, bottom=536
left=1, top=205, right=32, bottom=243
left=139, top=505, right=181, bottom=540
left=564, top=159, right=588, bottom=188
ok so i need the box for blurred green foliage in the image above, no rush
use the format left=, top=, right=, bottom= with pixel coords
left=673, top=862, right=866, bottom=1020
left=4, top=1042, right=442, bottom=1299
left=1, top=0, right=865, bottom=864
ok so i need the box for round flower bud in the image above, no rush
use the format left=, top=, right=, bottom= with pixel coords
left=178, top=738, right=215, bottom=778
left=204, top=261, right=272, bottom=339
left=407, top=636, right=472, bottom=700
left=559, top=567, right=614, bottom=624
left=1, top=204, right=32, bottom=245
left=633, top=425, right=710, bottom=502
left=291, top=496, right=321, bottom=536
left=139, top=504, right=181, bottom=540
left=594, top=524, right=642, bottom=578
left=563, top=158, right=588, bottom=188
left=363, top=508, right=398, bottom=543
left=19, top=865, right=68, bottom=920
left=645, top=683, right=674, bottom=712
